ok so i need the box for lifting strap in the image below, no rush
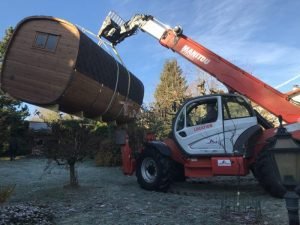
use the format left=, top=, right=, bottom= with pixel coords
left=76, top=24, right=132, bottom=120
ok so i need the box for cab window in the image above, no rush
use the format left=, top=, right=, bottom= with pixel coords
left=223, top=96, right=253, bottom=120
left=175, top=110, right=185, bottom=131
left=186, top=99, right=218, bottom=127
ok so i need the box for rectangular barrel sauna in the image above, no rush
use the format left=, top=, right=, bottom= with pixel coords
left=0, top=16, right=144, bottom=123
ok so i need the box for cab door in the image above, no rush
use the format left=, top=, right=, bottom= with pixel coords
left=173, top=95, right=257, bottom=156
left=221, top=95, right=258, bottom=152
left=173, top=96, right=225, bottom=155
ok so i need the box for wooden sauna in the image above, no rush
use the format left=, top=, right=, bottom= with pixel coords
left=0, top=16, right=144, bottom=123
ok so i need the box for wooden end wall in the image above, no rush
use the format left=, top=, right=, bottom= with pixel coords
left=1, top=17, right=79, bottom=105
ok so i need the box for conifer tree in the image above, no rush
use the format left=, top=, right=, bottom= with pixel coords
left=0, top=27, right=13, bottom=61
left=153, top=59, right=189, bottom=138
left=0, top=27, right=29, bottom=154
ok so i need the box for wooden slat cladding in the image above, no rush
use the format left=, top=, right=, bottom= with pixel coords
left=59, top=71, right=104, bottom=113
left=1, top=16, right=144, bottom=123
left=59, top=71, right=141, bottom=122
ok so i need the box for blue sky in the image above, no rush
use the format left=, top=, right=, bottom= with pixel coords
left=1, top=0, right=300, bottom=116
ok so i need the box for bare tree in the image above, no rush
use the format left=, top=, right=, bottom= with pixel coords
left=251, top=103, right=278, bottom=126
left=44, top=119, right=96, bottom=187
left=187, top=68, right=227, bottom=96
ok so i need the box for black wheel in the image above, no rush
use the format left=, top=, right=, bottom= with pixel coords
left=249, top=163, right=258, bottom=179
left=255, top=149, right=286, bottom=198
left=136, top=149, right=172, bottom=192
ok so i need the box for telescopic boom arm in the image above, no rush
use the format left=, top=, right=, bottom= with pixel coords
left=98, top=12, right=300, bottom=123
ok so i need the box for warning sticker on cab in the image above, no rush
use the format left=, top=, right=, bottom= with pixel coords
left=217, top=159, right=231, bottom=167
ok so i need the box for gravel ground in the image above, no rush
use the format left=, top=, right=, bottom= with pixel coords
left=0, top=157, right=289, bottom=225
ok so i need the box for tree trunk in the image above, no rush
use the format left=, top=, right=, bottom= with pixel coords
left=69, top=162, right=78, bottom=187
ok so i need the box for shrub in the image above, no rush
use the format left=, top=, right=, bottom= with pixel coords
left=95, top=138, right=121, bottom=166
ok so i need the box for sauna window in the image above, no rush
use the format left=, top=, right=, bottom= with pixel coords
left=33, top=32, right=59, bottom=52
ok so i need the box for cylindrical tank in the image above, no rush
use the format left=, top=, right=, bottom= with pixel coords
left=0, top=16, right=144, bottom=123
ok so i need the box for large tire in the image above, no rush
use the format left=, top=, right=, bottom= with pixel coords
left=249, top=164, right=258, bottom=179
left=136, top=149, right=172, bottom=192
left=255, top=150, right=286, bottom=198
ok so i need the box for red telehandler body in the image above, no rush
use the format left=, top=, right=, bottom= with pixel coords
left=99, top=12, right=300, bottom=197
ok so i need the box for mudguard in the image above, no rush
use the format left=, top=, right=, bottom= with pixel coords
left=233, top=125, right=262, bottom=157
left=144, top=141, right=172, bottom=157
